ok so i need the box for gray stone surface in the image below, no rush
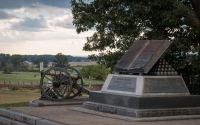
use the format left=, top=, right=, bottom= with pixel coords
left=83, top=101, right=200, bottom=118
left=70, top=106, right=200, bottom=122
left=101, top=74, right=189, bottom=96
left=89, top=91, right=200, bottom=109
left=5, top=104, right=200, bottom=125
left=0, top=115, right=29, bottom=125
left=144, top=77, right=188, bottom=93
left=36, top=119, right=64, bottom=125
left=0, top=108, right=40, bottom=125
left=30, top=96, right=88, bottom=107
left=0, top=108, right=65, bottom=125
left=108, top=76, right=136, bottom=92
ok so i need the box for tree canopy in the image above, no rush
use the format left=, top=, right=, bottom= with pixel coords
left=53, top=53, right=69, bottom=67
left=71, top=0, right=200, bottom=71
left=71, top=0, right=200, bottom=94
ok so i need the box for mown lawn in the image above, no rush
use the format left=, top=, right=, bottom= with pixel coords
left=0, top=88, right=40, bottom=108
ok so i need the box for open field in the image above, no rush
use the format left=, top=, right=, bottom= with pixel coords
left=0, top=67, right=104, bottom=107
left=0, top=71, right=104, bottom=85
left=0, top=71, right=41, bottom=83
left=69, top=62, right=96, bottom=66
left=0, top=88, right=40, bottom=107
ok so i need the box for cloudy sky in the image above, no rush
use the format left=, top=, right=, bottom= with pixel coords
left=0, top=0, right=96, bottom=56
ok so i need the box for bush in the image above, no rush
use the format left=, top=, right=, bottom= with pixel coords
left=80, top=64, right=110, bottom=80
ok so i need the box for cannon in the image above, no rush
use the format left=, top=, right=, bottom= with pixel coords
left=40, top=67, right=90, bottom=101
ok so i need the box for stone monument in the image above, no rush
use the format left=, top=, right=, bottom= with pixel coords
left=83, top=40, right=200, bottom=118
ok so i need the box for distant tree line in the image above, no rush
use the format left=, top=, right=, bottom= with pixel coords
left=0, top=53, right=92, bottom=73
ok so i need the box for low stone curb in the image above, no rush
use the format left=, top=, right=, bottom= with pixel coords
left=29, top=99, right=44, bottom=107
left=29, top=99, right=84, bottom=107
left=0, top=108, right=65, bottom=125
left=69, top=107, right=200, bottom=122
left=0, top=116, right=29, bottom=125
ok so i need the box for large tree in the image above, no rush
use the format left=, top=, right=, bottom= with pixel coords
left=53, top=53, right=69, bottom=67
left=71, top=0, right=200, bottom=94
left=33, top=56, right=48, bottom=68
left=10, top=54, right=23, bottom=67
left=71, top=0, right=200, bottom=70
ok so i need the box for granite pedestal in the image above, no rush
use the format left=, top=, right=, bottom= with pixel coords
left=83, top=74, right=200, bottom=117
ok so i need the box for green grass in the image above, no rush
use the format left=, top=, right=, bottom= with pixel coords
left=0, top=71, right=104, bottom=85
left=0, top=88, right=40, bottom=107
left=0, top=69, right=104, bottom=108
left=0, top=102, right=29, bottom=108
left=0, top=71, right=41, bottom=83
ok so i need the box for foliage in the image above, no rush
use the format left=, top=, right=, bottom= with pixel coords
left=10, top=54, right=23, bottom=67
left=0, top=54, right=92, bottom=72
left=0, top=53, right=10, bottom=68
left=3, top=64, right=13, bottom=74
left=80, top=64, right=110, bottom=80
left=72, top=0, right=200, bottom=69
left=33, top=56, right=48, bottom=68
left=71, top=0, right=200, bottom=94
left=53, top=53, right=70, bottom=67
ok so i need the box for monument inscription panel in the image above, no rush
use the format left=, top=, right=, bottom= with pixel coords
left=107, top=76, right=136, bottom=92
left=144, top=78, right=188, bottom=93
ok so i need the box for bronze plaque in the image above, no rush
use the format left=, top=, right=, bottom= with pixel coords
left=108, top=76, right=136, bottom=92
left=114, top=40, right=171, bottom=73
left=144, top=78, right=188, bottom=93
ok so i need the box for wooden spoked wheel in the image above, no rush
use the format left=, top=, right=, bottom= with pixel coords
left=40, top=67, right=73, bottom=101
left=63, top=67, right=84, bottom=99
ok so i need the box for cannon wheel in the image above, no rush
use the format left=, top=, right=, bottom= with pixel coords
left=64, top=67, right=84, bottom=99
left=40, top=67, right=73, bottom=101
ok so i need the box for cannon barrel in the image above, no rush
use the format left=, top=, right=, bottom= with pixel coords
left=44, top=72, right=80, bottom=80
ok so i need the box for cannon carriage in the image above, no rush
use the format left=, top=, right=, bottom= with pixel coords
left=40, top=67, right=90, bottom=101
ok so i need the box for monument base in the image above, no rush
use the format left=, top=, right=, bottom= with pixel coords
left=83, top=91, right=200, bottom=117
left=83, top=74, right=200, bottom=118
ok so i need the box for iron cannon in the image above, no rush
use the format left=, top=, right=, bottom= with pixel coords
left=40, top=67, right=90, bottom=101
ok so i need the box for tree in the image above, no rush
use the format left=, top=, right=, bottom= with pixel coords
left=80, top=64, right=110, bottom=80
left=53, top=53, right=69, bottom=67
left=80, top=65, right=94, bottom=79
left=71, top=0, right=200, bottom=94
left=33, top=56, right=48, bottom=68
left=0, top=53, right=10, bottom=69
left=3, top=64, right=13, bottom=74
left=10, top=54, right=23, bottom=67
left=71, top=0, right=200, bottom=70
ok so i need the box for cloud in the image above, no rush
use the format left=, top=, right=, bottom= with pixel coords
left=0, top=10, right=17, bottom=19
left=22, top=4, right=71, bottom=17
left=53, top=15, right=75, bottom=29
left=38, top=0, right=71, bottom=8
left=0, top=0, right=71, bottom=9
left=11, top=17, right=48, bottom=31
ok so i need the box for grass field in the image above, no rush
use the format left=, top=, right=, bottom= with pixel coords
left=0, top=88, right=40, bottom=107
left=0, top=71, right=104, bottom=85
left=69, top=62, right=96, bottom=66
left=0, top=71, right=41, bottom=83
left=0, top=66, right=104, bottom=107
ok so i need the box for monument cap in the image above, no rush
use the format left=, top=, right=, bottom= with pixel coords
left=114, top=40, right=171, bottom=74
